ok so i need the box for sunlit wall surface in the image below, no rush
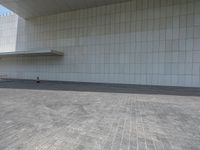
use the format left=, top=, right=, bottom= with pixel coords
left=0, top=14, right=18, bottom=52
left=0, top=0, right=200, bottom=87
left=0, top=5, right=17, bottom=52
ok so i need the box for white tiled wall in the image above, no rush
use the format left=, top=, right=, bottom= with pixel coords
left=0, top=15, right=18, bottom=52
left=0, top=0, right=200, bottom=87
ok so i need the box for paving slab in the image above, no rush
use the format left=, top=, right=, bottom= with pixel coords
left=0, top=80, right=199, bottom=150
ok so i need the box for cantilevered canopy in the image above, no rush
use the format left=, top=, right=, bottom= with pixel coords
left=0, top=50, right=64, bottom=57
left=0, top=0, right=130, bottom=19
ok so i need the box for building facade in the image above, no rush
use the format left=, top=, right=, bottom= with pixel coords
left=0, top=0, right=200, bottom=87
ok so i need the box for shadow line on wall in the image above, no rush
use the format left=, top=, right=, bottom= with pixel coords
left=0, top=79, right=200, bottom=97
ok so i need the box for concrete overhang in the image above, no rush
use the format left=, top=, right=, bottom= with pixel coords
left=0, top=50, right=64, bottom=57
left=0, top=0, right=130, bottom=19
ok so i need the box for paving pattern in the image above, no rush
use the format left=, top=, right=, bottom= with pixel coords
left=0, top=81, right=200, bottom=150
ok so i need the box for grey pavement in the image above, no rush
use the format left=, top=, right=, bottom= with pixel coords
left=0, top=80, right=200, bottom=150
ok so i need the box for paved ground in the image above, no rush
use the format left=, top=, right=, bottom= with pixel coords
left=0, top=80, right=200, bottom=150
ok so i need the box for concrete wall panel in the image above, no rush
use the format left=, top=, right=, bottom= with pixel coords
left=0, top=0, right=200, bottom=87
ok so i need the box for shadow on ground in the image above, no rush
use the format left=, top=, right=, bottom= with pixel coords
left=0, top=79, right=200, bottom=97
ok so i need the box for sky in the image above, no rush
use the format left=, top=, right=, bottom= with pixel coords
left=0, top=5, right=12, bottom=15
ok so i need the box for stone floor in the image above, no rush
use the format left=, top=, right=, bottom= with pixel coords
left=0, top=80, right=199, bottom=150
